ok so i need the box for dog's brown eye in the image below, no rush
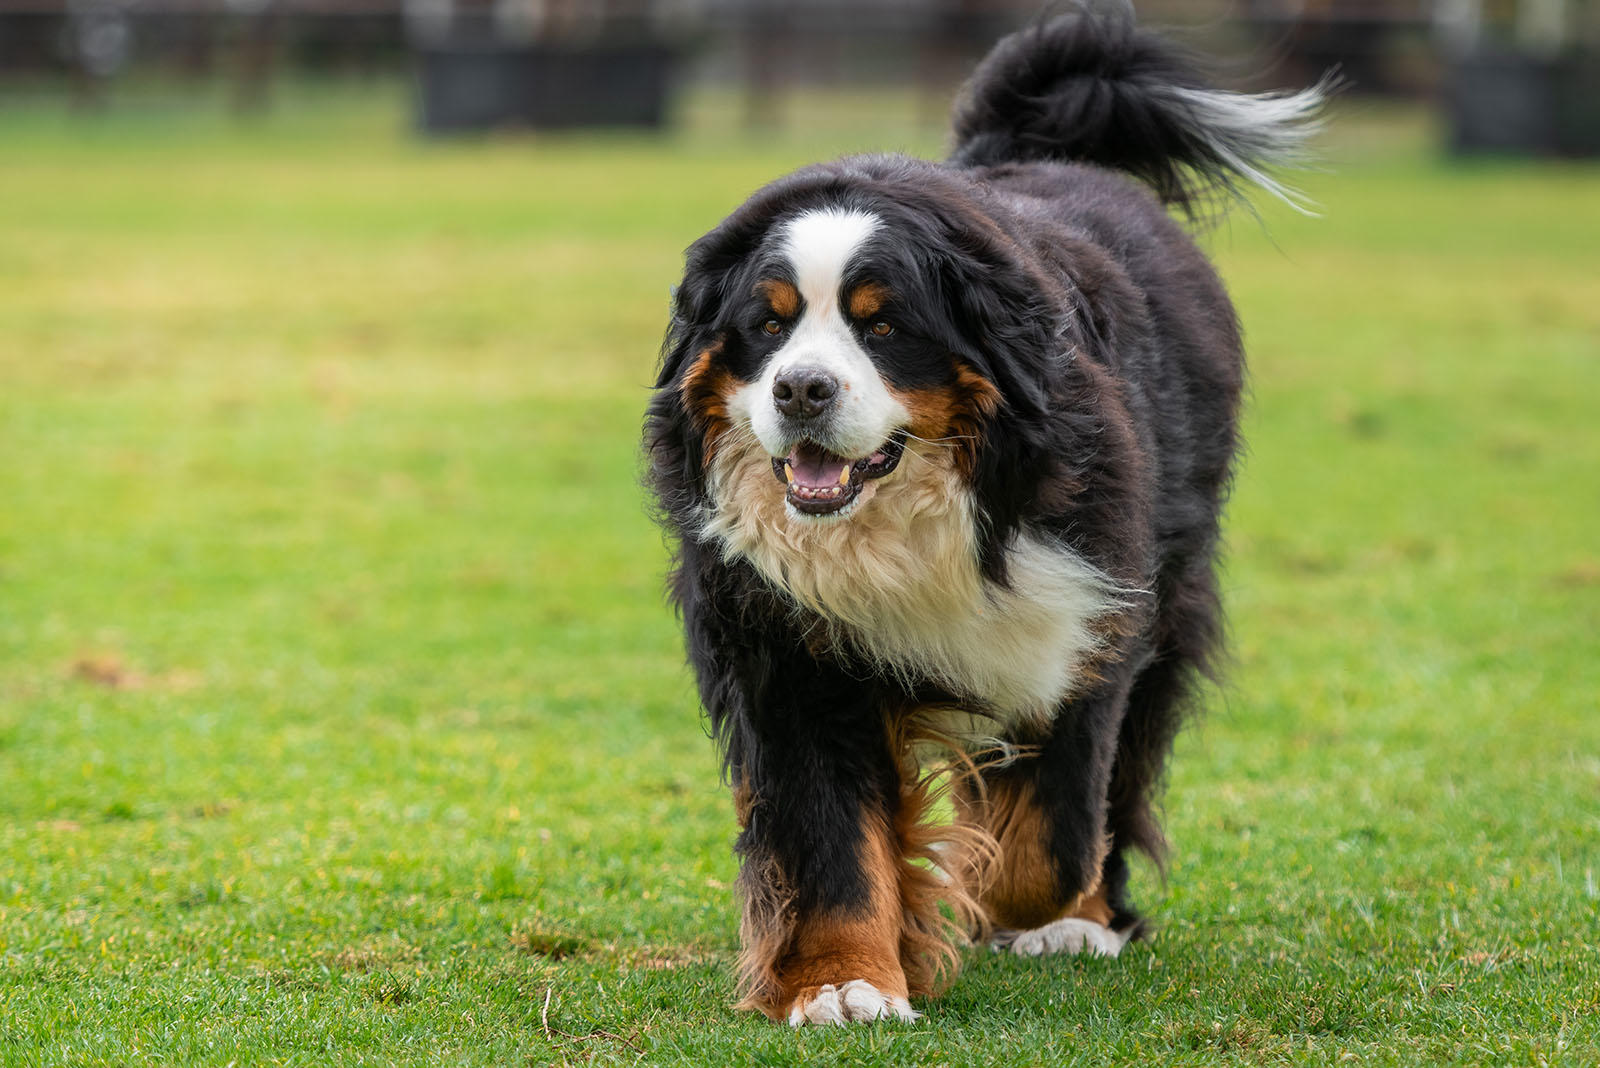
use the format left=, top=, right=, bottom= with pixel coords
left=870, top=321, right=894, bottom=338
left=762, top=319, right=783, bottom=336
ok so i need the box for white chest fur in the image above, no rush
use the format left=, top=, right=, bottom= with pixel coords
left=701, top=434, right=1123, bottom=727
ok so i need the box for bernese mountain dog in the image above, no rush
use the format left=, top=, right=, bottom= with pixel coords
left=644, top=8, right=1326, bottom=1026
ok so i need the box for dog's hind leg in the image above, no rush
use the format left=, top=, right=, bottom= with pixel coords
left=958, top=673, right=1143, bottom=957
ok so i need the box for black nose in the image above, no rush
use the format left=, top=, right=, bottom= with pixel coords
left=772, top=368, right=839, bottom=420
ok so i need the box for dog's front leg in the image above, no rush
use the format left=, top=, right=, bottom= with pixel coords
left=725, top=648, right=915, bottom=1026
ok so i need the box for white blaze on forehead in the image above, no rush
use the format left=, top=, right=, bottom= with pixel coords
left=782, top=208, right=881, bottom=315
left=728, top=206, right=906, bottom=467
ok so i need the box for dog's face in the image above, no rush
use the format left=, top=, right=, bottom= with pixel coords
left=734, top=209, right=910, bottom=521
left=672, top=202, right=1010, bottom=530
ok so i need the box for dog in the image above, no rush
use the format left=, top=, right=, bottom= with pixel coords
left=644, top=8, right=1325, bottom=1026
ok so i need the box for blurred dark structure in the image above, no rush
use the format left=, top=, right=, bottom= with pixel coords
left=0, top=0, right=408, bottom=110
left=1, top=0, right=1597, bottom=154
left=1436, top=0, right=1600, bottom=154
left=415, top=39, right=675, bottom=131
left=410, top=0, right=679, bottom=132
left=1247, top=0, right=1437, bottom=94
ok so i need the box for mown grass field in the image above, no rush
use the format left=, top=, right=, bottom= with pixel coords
left=1, top=84, right=1597, bottom=1066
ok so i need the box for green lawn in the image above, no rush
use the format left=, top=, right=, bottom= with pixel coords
left=1, top=85, right=1597, bottom=1066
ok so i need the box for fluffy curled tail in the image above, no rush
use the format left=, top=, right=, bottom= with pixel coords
left=949, top=6, right=1333, bottom=215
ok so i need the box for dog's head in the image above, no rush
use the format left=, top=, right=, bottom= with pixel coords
left=689, top=204, right=1002, bottom=523
left=648, top=159, right=1069, bottom=566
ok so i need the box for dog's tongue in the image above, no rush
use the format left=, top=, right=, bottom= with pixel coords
left=787, top=441, right=851, bottom=490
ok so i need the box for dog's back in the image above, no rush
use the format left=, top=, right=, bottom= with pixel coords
left=941, top=14, right=1328, bottom=861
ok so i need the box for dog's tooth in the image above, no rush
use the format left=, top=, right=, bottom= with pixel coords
left=837, top=466, right=850, bottom=486
left=784, top=463, right=795, bottom=485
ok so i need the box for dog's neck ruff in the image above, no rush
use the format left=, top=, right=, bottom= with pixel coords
left=700, top=431, right=1123, bottom=724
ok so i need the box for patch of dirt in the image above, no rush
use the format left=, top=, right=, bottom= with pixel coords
left=509, top=924, right=591, bottom=960
left=68, top=652, right=205, bottom=693
left=328, top=936, right=423, bottom=973
left=1553, top=561, right=1600, bottom=587
left=71, top=654, right=142, bottom=690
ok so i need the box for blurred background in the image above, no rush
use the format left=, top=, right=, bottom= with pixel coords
left=2, top=0, right=1599, bottom=152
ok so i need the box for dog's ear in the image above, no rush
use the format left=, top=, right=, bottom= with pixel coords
left=647, top=214, right=767, bottom=514
left=919, top=219, right=1139, bottom=583
left=655, top=213, right=768, bottom=390
left=930, top=234, right=1062, bottom=427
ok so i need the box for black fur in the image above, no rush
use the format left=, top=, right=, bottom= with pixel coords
left=644, top=7, right=1318, bottom=1016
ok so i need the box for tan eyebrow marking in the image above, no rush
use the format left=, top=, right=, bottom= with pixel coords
left=756, top=279, right=801, bottom=319
left=848, top=282, right=892, bottom=320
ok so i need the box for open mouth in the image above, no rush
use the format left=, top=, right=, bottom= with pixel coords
left=769, top=432, right=907, bottom=516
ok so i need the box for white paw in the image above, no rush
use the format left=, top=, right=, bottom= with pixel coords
left=993, top=917, right=1131, bottom=959
left=786, top=980, right=920, bottom=1027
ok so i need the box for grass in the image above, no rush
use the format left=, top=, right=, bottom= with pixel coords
left=1, top=84, right=1597, bottom=1066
